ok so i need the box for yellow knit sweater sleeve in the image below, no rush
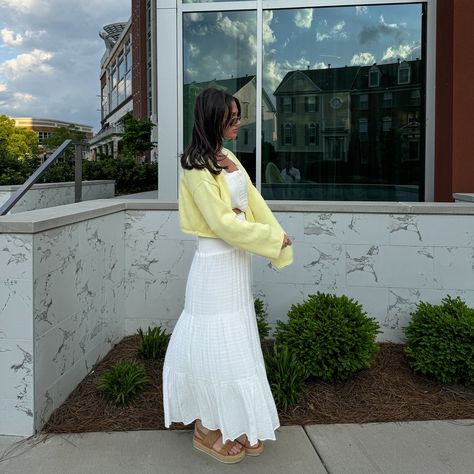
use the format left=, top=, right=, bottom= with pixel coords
left=190, top=178, right=285, bottom=260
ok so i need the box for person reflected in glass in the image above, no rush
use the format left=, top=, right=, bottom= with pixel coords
left=162, top=88, right=293, bottom=464
left=280, top=157, right=301, bottom=183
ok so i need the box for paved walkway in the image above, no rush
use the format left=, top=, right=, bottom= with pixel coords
left=1, top=420, right=473, bottom=474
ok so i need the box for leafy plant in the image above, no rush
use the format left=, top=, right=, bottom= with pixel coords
left=264, top=344, right=307, bottom=410
left=275, top=292, right=380, bottom=382
left=254, top=298, right=271, bottom=342
left=137, top=325, right=170, bottom=360
left=96, top=359, right=149, bottom=406
left=404, top=296, right=474, bottom=385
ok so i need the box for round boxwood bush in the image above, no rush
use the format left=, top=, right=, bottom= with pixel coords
left=275, top=292, right=380, bottom=382
left=403, top=296, right=474, bottom=385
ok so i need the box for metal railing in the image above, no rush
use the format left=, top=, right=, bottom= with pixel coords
left=0, top=140, right=87, bottom=216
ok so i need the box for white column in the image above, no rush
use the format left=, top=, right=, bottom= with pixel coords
left=156, top=0, right=178, bottom=200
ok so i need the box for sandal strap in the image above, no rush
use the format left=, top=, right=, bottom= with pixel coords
left=220, top=439, right=239, bottom=455
left=195, top=425, right=221, bottom=449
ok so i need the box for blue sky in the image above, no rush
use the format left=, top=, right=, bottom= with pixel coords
left=0, top=0, right=130, bottom=131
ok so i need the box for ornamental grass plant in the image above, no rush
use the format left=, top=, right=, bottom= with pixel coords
left=264, top=344, right=308, bottom=410
left=137, top=325, right=170, bottom=360
left=96, top=359, right=150, bottom=406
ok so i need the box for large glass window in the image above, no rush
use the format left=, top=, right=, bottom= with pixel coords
left=180, top=2, right=428, bottom=201
left=183, top=10, right=257, bottom=181
left=262, top=4, right=425, bottom=201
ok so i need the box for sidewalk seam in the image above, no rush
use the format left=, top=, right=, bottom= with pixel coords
left=302, top=425, right=331, bottom=474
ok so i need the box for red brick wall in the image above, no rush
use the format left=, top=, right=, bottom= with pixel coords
left=131, top=0, right=148, bottom=119
left=435, top=0, right=474, bottom=200
left=452, top=0, right=474, bottom=194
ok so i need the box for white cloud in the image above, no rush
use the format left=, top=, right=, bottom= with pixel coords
left=1, top=28, right=24, bottom=47
left=0, top=83, right=7, bottom=92
left=316, top=32, right=330, bottom=42
left=356, top=6, right=368, bottom=16
left=263, top=10, right=276, bottom=45
left=186, top=12, right=203, bottom=22
left=351, top=52, right=375, bottom=66
left=189, top=43, right=200, bottom=57
left=379, top=15, right=406, bottom=32
left=0, top=0, right=43, bottom=12
left=0, top=49, right=53, bottom=79
left=316, top=20, right=347, bottom=42
left=294, top=9, right=313, bottom=29
left=13, top=91, right=35, bottom=103
left=263, top=54, right=327, bottom=95
left=381, top=42, right=421, bottom=61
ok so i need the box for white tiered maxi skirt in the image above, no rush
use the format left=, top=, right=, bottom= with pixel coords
left=162, top=214, right=280, bottom=446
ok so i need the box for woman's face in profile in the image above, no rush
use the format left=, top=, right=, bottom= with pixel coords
left=222, top=100, right=241, bottom=141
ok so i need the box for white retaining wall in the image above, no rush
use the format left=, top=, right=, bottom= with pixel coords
left=0, top=180, right=115, bottom=214
left=1, top=199, right=474, bottom=436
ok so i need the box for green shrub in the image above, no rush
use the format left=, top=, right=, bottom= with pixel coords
left=264, top=344, right=307, bottom=410
left=275, top=292, right=380, bottom=382
left=137, top=326, right=170, bottom=360
left=96, top=359, right=149, bottom=406
left=404, top=296, right=474, bottom=385
left=254, top=298, right=271, bottom=342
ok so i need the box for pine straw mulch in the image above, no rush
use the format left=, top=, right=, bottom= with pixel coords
left=42, top=335, right=474, bottom=434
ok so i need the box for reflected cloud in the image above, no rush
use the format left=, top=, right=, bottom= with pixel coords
left=356, top=6, right=368, bottom=16
left=359, top=14, right=407, bottom=44
left=294, top=9, right=313, bottom=29
left=263, top=10, right=276, bottom=45
left=316, top=20, right=347, bottom=42
left=351, top=52, right=375, bottom=66
left=382, top=42, right=421, bottom=62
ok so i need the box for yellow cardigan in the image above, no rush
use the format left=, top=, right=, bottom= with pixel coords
left=179, top=148, right=293, bottom=269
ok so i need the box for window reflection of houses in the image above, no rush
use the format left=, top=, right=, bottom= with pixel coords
left=183, top=75, right=276, bottom=181
left=270, top=59, right=423, bottom=199
left=351, top=59, right=423, bottom=188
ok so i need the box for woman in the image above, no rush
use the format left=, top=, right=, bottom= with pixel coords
left=162, top=88, right=293, bottom=464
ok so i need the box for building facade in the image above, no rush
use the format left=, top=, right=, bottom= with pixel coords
left=154, top=0, right=473, bottom=203
left=89, top=0, right=157, bottom=162
left=12, top=117, right=93, bottom=149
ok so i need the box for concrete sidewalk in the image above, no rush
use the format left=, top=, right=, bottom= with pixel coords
left=1, top=420, right=473, bottom=474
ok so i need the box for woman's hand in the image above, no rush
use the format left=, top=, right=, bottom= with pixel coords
left=281, top=234, right=292, bottom=249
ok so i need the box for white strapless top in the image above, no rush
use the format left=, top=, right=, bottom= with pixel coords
left=221, top=151, right=248, bottom=212
left=197, top=151, right=249, bottom=254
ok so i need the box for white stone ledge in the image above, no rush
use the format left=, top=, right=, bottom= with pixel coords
left=454, top=193, right=474, bottom=203
left=2, top=198, right=474, bottom=234
left=0, top=180, right=115, bottom=192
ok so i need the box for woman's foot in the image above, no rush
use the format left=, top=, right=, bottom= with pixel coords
left=235, top=434, right=265, bottom=456
left=236, top=434, right=260, bottom=449
left=194, top=420, right=244, bottom=456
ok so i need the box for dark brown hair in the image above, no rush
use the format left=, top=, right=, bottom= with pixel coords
left=180, top=88, right=241, bottom=174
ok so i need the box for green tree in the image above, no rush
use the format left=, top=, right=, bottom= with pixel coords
left=0, top=115, right=39, bottom=160
left=121, top=113, right=155, bottom=159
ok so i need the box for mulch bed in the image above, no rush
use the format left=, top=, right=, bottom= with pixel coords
left=42, top=336, right=474, bottom=433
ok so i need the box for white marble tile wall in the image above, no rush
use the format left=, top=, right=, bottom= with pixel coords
left=0, top=181, right=114, bottom=214
left=0, top=234, right=34, bottom=436
left=253, top=212, right=474, bottom=343
left=123, top=210, right=194, bottom=335
left=33, top=212, right=125, bottom=432
left=2, top=207, right=474, bottom=436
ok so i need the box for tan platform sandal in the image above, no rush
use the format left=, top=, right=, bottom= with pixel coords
left=236, top=438, right=264, bottom=457
left=192, top=425, right=246, bottom=464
